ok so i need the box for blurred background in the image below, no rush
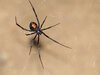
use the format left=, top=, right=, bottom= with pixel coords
left=0, top=0, right=100, bottom=75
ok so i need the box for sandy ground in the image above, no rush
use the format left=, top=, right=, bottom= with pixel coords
left=0, top=0, right=100, bottom=75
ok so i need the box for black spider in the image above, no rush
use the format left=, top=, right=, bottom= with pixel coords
left=15, top=0, right=71, bottom=69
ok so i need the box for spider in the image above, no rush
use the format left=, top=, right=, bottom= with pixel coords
left=15, top=0, right=71, bottom=69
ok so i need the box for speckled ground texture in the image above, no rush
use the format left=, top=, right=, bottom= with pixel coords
left=0, top=0, right=100, bottom=75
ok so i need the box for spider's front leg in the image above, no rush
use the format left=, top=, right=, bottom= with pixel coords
left=37, top=34, right=44, bottom=69
left=42, top=32, right=72, bottom=49
left=29, top=34, right=37, bottom=55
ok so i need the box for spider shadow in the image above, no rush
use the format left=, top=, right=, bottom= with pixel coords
left=28, top=37, right=71, bottom=65
left=29, top=37, right=44, bottom=50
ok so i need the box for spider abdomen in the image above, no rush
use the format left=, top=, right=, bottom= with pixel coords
left=29, top=22, right=37, bottom=31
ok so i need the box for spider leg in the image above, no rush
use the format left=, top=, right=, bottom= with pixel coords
left=28, top=0, right=40, bottom=26
left=41, top=16, right=47, bottom=28
left=41, top=23, right=60, bottom=31
left=42, top=32, right=72, bottom=49
left=37, top=34, right=44, bottom=69
left=15, top=16, right=31, bottom=32
left=25, top=32, right=36, bottom=36
left=29, top=34, right=37, bottom=55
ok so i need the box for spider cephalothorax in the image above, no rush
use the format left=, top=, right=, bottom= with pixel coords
left=15, top=0, right=71, bottom=69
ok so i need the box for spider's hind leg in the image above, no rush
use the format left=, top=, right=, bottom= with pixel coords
left=15, top=16, right=31, bottom=32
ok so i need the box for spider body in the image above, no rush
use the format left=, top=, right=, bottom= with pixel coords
left=30, top=22, right=42, bottom=35
left=15, top=0, right=71, bottom=69
left=30, top=22, right=37, bottom=31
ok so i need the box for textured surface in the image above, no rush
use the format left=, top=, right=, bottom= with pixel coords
left=0, top=0, right=100, bottom=75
